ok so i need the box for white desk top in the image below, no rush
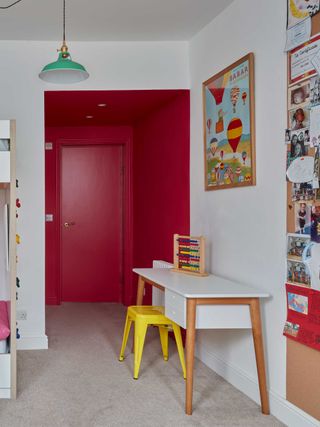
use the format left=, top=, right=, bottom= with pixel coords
left=133, top=268, right=270, bottom=299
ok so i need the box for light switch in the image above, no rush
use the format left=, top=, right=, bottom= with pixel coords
left=45, top=214, right=54, bottom=222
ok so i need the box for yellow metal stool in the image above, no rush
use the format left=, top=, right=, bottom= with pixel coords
left=119, top=305, right=186, bottom=380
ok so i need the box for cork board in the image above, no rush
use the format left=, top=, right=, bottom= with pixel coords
left=286, top=14, right=320, bottom=421
left=287, top=340, right=320, bottom=420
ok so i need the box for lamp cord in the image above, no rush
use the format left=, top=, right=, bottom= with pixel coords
left=63, top=0, right=66, bottom=44
left=0, top=0, right=23, bottom=9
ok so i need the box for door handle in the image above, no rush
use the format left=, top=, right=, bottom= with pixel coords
left=64, top=222, right=76, bottom=228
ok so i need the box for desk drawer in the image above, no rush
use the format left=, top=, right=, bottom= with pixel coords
left=165, top=290, right=186, bottom=328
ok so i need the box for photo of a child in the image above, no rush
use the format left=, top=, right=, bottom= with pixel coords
left=295, top=202, right=311, bottom=235
left=289, top=81, right=310, bottom=109
left=289, top=107, right=310, bottom=130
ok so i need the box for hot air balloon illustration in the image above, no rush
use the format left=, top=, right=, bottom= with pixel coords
left=216, top=109, right=225, bottom=134
left=207, top=73, right=230, bottom=105
left=227, top=118, right=243, bottom=155
left=230, top=87, right=240, bottom=113
left=220, top=150, right=224, bottom=161
left=242, top=91, right=247, bottom=105
left=207, top=118, right=212, bottom=134
left=242, top=151, right=247, bottom=165
left=209, top=137, right=218, bottom=157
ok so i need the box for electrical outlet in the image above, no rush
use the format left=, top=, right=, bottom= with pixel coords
left=17, top=310, right=27, bottom=321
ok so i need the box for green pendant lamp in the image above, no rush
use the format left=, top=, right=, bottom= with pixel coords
left=39, top=0, right=89, bottom=84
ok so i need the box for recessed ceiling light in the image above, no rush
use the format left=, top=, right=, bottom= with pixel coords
left=86, top=115, right=93, bottom=119
left=97, top=103, right=107, bottom=107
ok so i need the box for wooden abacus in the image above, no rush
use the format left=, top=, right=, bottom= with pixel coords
left=171, top=234, right=208, bottom=276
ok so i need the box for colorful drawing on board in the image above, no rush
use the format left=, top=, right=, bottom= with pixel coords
left=287, top=259, right=311, bottom=287
left=288, top=292, right=309, bottom=314
left=292, top=182, right=315, bottom=201
left=287, top=233, right=311, bottom=261
left=203, top=54, right=255, bottom=191
left=283, top=321, right=300, bottom=337
left=287, top=0, right=320, bottom=29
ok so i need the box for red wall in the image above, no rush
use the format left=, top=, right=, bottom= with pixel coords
left=45, top=91, right=190, bottom=306
left=133, top=92, right=190, bottom=303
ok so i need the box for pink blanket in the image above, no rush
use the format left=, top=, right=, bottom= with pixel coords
left=0, top=301, right=10, bottom=340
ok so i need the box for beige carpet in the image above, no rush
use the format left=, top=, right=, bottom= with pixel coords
left=0, top=303, right=284, bottom=427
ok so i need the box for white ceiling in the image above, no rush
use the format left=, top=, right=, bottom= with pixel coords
left=0, top=0, right=233, bottom=41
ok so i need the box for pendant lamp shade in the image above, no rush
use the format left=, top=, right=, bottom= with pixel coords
left=39, top=51, right=89, bottom=84
left=39, top=0, right=89, bottom=84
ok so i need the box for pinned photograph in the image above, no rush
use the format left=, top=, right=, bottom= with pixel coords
left=288, top=292, right=308, bottom=315
left=310, top=104, right=320, bottom=147
left=313, top=146, right=320, bottom=189
left=287, top=260, right=311, bottom=287
left=285, top=129, right=291, bottom=144
left=290, top=133, right=306, bottom=158
left=288, top=0, right=320, bottom=29
left=310, top=75, right=320, bottom=106
left=295, top=202, right=311, bottom=234
left=311, top=204, right=320, bottom=242
left=289, top=107, right=310, bottom=130
left=288, top=81, right=310, bottom=109
left=283, top=321, right=300, bottom=337
left=292, top=182, right=315, bottom=201
left=287, top=233, right=311, bottom=261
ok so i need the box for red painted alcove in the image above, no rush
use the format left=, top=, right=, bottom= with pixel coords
left=45, top=90, right=190, bottom=305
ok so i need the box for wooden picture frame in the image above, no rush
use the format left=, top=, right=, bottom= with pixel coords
left=203, top=53, right=256, bottom=191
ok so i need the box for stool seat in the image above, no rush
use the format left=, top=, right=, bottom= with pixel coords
left=119, top=305, right=186, bottom=379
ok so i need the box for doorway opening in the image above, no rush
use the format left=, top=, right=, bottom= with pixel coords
left=45, top=90, right=190, bottom=307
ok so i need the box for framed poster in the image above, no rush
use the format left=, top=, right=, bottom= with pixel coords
left=289, top=34, right=320, bottom=85
left=203, top=53, right=255, bottom=191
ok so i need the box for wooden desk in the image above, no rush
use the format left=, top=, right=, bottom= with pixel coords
left=133, top=268, right=270, bottom=416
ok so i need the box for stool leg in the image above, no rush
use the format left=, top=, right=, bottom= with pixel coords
left=133, top=320, right=148, bottom=379
left=172, top=323, right=187, bottom=379
left=119, top=313, right=132, bottom=361
left=158, top=326, right=169, bottom=361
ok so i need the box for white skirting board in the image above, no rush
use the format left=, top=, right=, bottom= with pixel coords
left=196, top=343, right=320, bottom=427
left=17, top=335, right=48, bottom=350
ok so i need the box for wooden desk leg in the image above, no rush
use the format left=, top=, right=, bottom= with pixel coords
left=186, top=298, right=196, bottom=415
left=136, top=276, right=145, bottom=305
left=249, top=298, right=270, bottom=415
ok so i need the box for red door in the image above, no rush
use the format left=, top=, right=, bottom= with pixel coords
left=61, top=144, right=123, bottom=302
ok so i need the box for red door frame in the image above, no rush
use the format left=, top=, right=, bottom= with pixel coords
left=48, top=136, right=133, bottom=306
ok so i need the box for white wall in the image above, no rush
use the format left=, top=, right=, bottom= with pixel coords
left=0, top=40, right=189, bottom=349
left=188, top=0, right=301, bottom=423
